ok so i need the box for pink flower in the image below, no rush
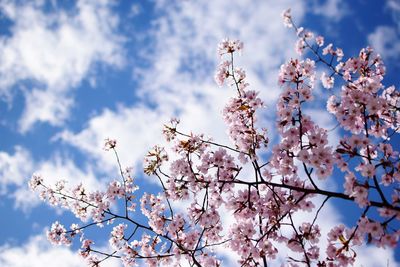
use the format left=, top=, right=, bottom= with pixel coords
left=315, top=35, right=324, bottom=47
left=214, top=60, right=230, bottom=86
left=336, top=48, right=344, bottom=61
left=282, top=8, right=292, bottom=27
left=47, top=221, right=71, bottom=246
left=217, top=38, right=243, bottom=56
left=295, top=39, right=305, bottom=55
left=321, top=72, right=334, bottom=89
left=28, top=174, right=43, bottom=190
left=103, top=138, right=117, bottom=151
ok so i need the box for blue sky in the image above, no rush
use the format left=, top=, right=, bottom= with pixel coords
left=0, top=0, right=399, bottom=266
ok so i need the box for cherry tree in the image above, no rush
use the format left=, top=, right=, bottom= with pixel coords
left=29, top=10, right=400, bottom=267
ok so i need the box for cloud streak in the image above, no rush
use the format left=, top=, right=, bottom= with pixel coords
left=0, top=234, right=120, bottom=267
left=0, top=145, right=106, bottom=211
left=0, top=0, right=125, bottom=132
left=368, top=25, right=400, bottom=63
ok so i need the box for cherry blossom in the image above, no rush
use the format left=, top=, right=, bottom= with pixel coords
left=321, top=72, right=334, bottom=89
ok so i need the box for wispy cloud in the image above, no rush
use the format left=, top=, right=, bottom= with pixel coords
left=0, top=146, right=104, bottom=211
left=0, top=146, right=33, bottom=194
left=0, top=0, right=125, bottom=132
left=56, top=105, right=169, bottom=173
left=368, top=26, right=400, bottom=62
left=366, top=0, right=400, bottom=64
left=0, top=234, right=120, bottom=267
left=309, top=0, right=350, bottom=22
left=386, top=0, right=400, bottom=30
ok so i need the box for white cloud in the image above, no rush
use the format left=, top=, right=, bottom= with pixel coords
left=129, top=3, right=141, bottom=17
left=368, top=26, right=400, bottom=62
left=386, top=0, right=400, bottom=30
left=355, top=245, right=397, bottom=267
left=0, top=234, right=120, bottom=267
left=0, top=235, right=83, bottom=267
left=0, top=146, right=33, bottom=194
left=304, top=108, right=340, bottom=146
left=0, top=146, right=105, bottom=211
left=0, top=0, right=125, bottom=132
left=56, top=104, right=169, bottom=174
left=19, top=88, right=74, bottom=132
left=310, top=0, right=349, bottom=21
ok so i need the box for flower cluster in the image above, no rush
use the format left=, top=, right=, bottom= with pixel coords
left=325, top=224, right=361, bottom=266
left=47, top=221, right=72, bottom=246
left=327, top=47, right=395, bottom=137
left=217, top=38, right=243, bottom=56
left=215, top=39, right=268, bottom=159
left=103, top=138, right=117, bottom=151
left=275, top=58, right=334, bottom=180
left=282, top=8, right=292, bottom=28
left=143, top=145, right=168, bottom=175
left=140, top=193, right=167, bottom=234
